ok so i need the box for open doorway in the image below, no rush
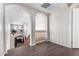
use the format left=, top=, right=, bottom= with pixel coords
left=35, top=13, right=48, bottom=44
left=5, top=4, right=31, bottom=52
left=10, top=24, right=24, bottom=48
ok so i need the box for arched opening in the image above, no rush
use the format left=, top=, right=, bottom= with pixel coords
left=35, top=13, right=48, bottom=43
left=5, top=5, right=31, bottom=52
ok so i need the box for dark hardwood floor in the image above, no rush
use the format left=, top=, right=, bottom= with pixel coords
left=5, top=42, right=79, bottom=56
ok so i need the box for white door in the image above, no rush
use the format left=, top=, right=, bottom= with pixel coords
left=73, top=8, right=79, bottom=48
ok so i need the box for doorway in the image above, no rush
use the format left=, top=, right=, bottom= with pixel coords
left=5, top=4, right=31, bottom=52
left=10, top=24, right=24, bottom=48
left=35, top=13, right=48, bottom=44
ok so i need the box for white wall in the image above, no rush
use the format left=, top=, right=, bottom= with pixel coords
left=49, top=8, right=71, bottom=47
left=73, top=8, right=79, bottom=48
left=0, top=3, right=4, bottom=56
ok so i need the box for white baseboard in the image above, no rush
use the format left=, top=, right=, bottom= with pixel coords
left=30, top=43, right=36, bottom=46
left=36, top=40, right=46, bottom=44
left=50, top=40, right=70, bottom=48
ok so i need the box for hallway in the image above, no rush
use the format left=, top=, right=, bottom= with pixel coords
left=5, top=42, right=79, bottom=56
left=1, top=3, right=79, bottom=56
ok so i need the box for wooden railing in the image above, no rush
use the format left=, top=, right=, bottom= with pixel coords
left=23, top=34, right=30, bottom=46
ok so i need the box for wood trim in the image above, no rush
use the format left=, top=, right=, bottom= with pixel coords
left=35, top=30, right=46, bottom=32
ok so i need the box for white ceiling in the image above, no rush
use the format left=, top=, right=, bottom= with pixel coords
left=22, top=3, right=69, bottom=13
left=6, top=3, right=77, bottom=13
